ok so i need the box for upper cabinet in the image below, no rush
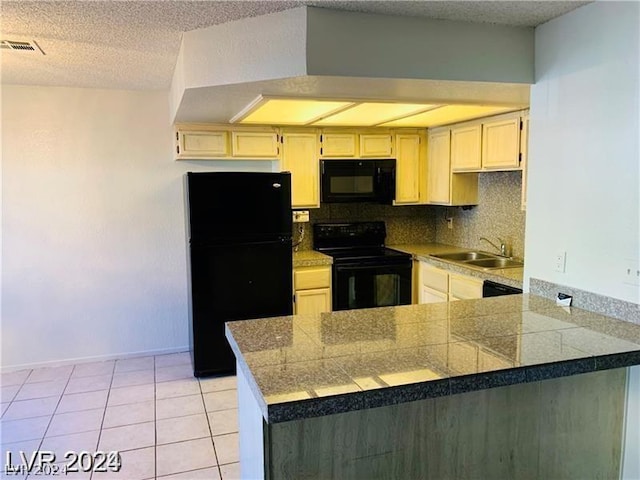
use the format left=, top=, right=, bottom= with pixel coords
left=394, top=132, right=425, bottom=204
left=520, top=113, right=530, bottom=211
left=176, top=129, right=229, bottom=159
left=320, top=132, right=357, bottom=157
left=231, top=130, right=279, bottom=158
left=427, top=129, right=478, bottom=206
left=450, top=125, right=482, bottom=170
left=175, top=124, right=279, bottom=160
left=319, top=131, right=393, bottom=158
left=360, top=134, right=393, bottom=157
left=482, top=116, right=521, bottom=169
left=280, top=130, right=320, bottom=209
left=426, top=130, right=451, bottom=204
left=449, top=111, right=526, bottom=172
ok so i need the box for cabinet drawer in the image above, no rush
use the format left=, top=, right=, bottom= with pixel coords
left=294, top=266, right=331, bottom=290
left=419, top=263, right=449, bottom=293
left=449, top=273, right=483, bottom=300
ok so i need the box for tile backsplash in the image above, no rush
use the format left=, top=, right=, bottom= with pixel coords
left=296, top=204, right=436, bottom=251
left=296, top=171, right=525, bottom=257
left=434, top=171, right=525, bottom=259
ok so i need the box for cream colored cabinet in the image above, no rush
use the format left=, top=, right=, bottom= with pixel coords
left=175, top=125, right=278, bottom=160
left=293, top=265, right=332, bottom=315
left=320, top=132, right=357, bottom=157
left=482, top=116, right=521, bottom=169
left=418, top=262, right=449, bottom=304
left=175, top=129, right=229, bottom=159
left=427, top=129, right=478, bottom=206
left=394, top=133, right=425, bottom=204
left=450, top=124, right=482, bottom=171
left=281, top=131, right=320, bottom=209
left=231, top=131, right=279, bottom=158
left=449, top=273, right=483, bottom=300
left=426, top=129, right=451, bottom=204
left=360, top=134, right=393, bottom=157
left=520, top=114, right=529, bottom=211
left=418, top=261, right=483, bottom=303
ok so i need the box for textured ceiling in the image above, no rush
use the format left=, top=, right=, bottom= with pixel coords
left=1, top=1, right=590, bottom=90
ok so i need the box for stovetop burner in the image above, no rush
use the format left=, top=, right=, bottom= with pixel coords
left=313, top=222, right=411, bottom=265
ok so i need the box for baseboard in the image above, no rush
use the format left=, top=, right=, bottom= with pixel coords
left=1, top=346, right=190, bottom=373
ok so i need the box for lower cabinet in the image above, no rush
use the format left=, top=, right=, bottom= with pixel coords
left=293, top=265, right=332, bottom=315
left=418, top=261, right=483, bottom=303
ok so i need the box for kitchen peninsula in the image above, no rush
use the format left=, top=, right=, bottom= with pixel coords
left=226, top=295, right=640, bottom=479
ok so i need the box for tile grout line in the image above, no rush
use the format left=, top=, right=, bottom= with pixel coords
left=91, top=361, right=116, bottom=480
left=37, top=366, right=76, bottom=457
left=199, top=377, right=224, bottom=480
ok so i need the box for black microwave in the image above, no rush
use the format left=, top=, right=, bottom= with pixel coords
left=320, top=159, right=396, bottom=204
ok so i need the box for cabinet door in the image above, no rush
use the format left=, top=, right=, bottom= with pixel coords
left=177, top=130, right=228, bottom=159
left=426, top=130, right=451, bottom=204
left=295, top=288, right=332, bottom=315
left=420, top=286, right=448, bottom=304
left=451, top=125, right=482, bottom=171
left=281, top=132, right=320, bottom=209
left=449, top=273, right=483, bottom=300
left=360, top=134, right=393, bottom=157
left=231, top=131, right=279, bottom=158
left=321, top=133, right=357, bottom=157
left=520, top=114, right=529, bottom=211
left=419, top=262, right=449, bottom=293
left=482, top=117, right=521, bottom=169
left=394, top=134, right=421, bottom=204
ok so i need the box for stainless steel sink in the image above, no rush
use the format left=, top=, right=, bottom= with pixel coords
left=429, top=251, right=524, bottom=270
left=465, top=257, right=524, bottom=269
left=431, top=251, right=496, bottom=261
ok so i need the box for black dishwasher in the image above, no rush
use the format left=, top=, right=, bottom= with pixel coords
left=482, top=280, right=522, bottom=297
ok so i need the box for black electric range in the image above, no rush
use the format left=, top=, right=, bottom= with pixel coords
left=313, top=222, right=412, bottom=311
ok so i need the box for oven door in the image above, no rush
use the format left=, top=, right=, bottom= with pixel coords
left=333, top=261, right=412, bottom=311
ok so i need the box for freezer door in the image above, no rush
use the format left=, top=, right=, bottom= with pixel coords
left=186, top=172, right=292, bottom=243
left=189, top=240, right=293, bottom=376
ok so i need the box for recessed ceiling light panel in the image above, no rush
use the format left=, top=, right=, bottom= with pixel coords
left=232, top=97, right=354, bottom=125
left=380, top=105, right=516, bottom=127
left=312, top=102, right=439, bottom=126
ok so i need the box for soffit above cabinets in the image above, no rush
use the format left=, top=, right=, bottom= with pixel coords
left=230, top=95, right=522, bottom=128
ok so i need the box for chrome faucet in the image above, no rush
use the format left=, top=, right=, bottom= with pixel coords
left=480, top=236, right=509, bottom=257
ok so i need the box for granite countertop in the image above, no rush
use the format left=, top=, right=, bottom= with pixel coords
left=389, top=242, right=524, bottom=289
left=225, top=294, right=640, bottom=423
left=293, top=250, right=333, bottom=268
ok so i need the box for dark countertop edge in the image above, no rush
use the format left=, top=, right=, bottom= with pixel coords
left=259, top=349, right=640, bottom=423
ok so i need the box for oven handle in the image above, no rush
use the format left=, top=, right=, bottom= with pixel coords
left=334, top=262, right=411, bottom=272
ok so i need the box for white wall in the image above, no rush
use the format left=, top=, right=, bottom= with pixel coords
left=525, top=1, right=640, bottom=303
left=1, top=85, right=274, bottom=369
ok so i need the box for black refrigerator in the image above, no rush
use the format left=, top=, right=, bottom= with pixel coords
left=185, top=172, right=293, bottom=376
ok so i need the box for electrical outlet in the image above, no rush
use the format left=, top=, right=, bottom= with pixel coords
left=623, top=258, right=640, bottom=286
left=292, top=210, right=309, bottom=223
left=446, top=218, right=453, bottom=230
left=554, top=251, right=566, bottom=273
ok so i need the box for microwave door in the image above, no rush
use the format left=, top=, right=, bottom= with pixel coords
left=322, top=161, right=377, bottom=202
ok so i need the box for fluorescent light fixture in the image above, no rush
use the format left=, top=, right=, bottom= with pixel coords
left=312, top=102, right=438, bottom=126
left=231, top=96, right=354, bottom=125
left=380, top=105, right=516, bottom=127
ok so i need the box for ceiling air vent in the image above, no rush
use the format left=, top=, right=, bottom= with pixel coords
left=0, top=40, right=45, bottom=54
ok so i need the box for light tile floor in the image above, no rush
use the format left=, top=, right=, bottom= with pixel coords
left=0, top=353, right=240, bottom=479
